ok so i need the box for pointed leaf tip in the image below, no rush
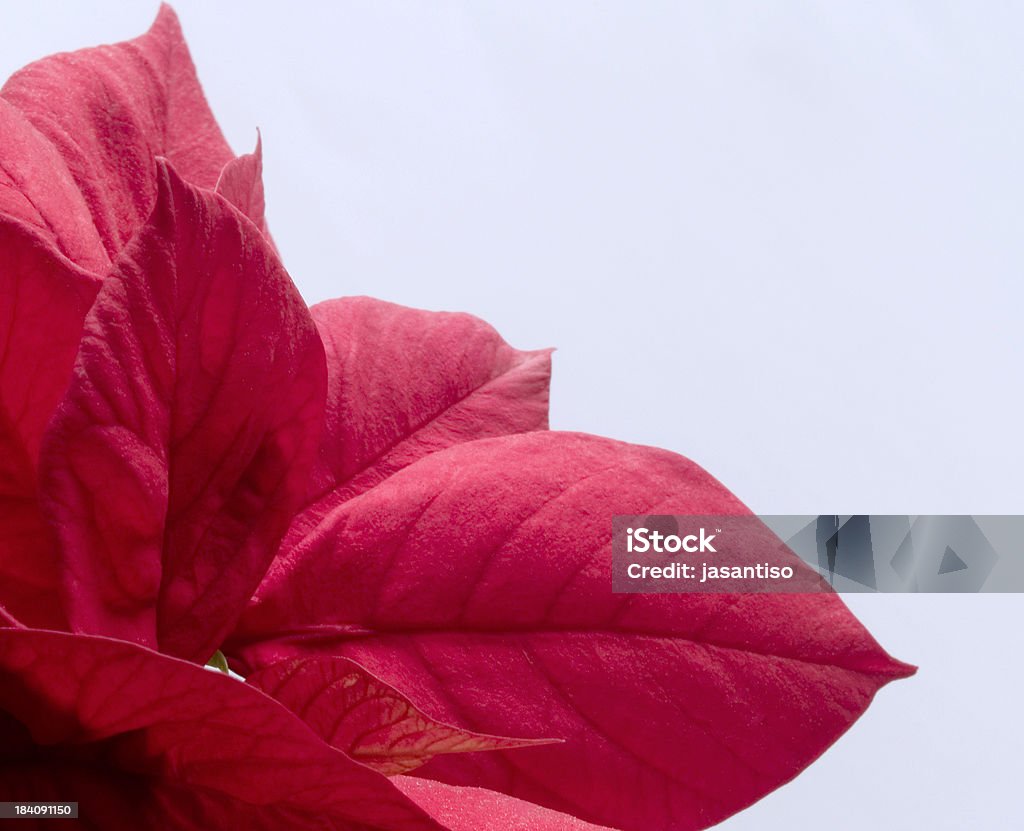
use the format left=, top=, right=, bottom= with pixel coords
left=150, top=4, right=185, bottom=41
left=215, top=131, right=269, bottom=235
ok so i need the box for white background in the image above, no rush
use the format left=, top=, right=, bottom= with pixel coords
left=2, top=3, right=1021, bottom=827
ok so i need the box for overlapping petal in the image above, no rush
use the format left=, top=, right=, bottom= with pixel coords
left=39, top=161, right=326, bottom=662
left=0, top=5, right=233, bottom=263
left=282, top=296, right=550, bottom=546
left=0, top=627, right=444, bottom=831
left=230, top=431, right=914, bottom=831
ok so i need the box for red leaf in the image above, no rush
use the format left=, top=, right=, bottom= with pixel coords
left=39, top=161, right=326, bottom=663
left=283, top=296, right=550, bottom=546
left=216, top=131, right=270, bottom=238
left=396, top=777, right=617, bottom=831
left=0, top=628, right=444, bottom=830
left=249, top=655, right=555, bottom=776
left=230, top=431, right=914, bottom=831
left=0, top=5, right=234, bottom=262
left=0, top=220, right=100, bottom=628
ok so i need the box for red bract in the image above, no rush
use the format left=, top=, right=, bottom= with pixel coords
left=230, top=432, right=913, bottom=831
left=0, top=6, right=914, bottom=831
left=40, top=161, right=326, bottom=663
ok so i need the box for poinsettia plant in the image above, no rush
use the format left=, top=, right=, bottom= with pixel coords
left=0, top=6, right=913, bottom=830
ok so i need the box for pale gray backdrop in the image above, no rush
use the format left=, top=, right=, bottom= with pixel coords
left=2, top=2, right=1020, bottom=827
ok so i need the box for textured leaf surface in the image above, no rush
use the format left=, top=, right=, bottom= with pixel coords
left=0, top=101, right=108, bottom=272
left=0, top=5, right=234, bottom=262
left=40, top=162, right=326, bottom=662
left=0, top=220, right=100, bottom=628
left=397, top=778, right=617, bottom=831
left=249, top=656, right=553, bottom=776
left=231, top=431, right=914, bottom=831
left=0, top=628, right=444, bottom=831
left=284, top=296, right=550, bottom=546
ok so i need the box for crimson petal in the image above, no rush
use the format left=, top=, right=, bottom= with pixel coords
left=231, top=431, right=914, bottom=831
left=40, top=161, right=326, bottom=662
